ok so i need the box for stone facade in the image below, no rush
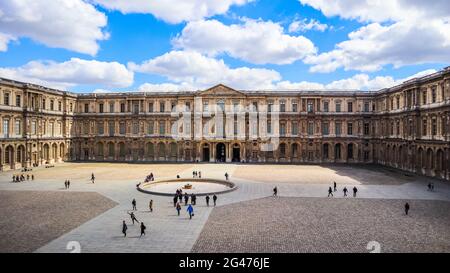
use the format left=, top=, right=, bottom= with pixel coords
left=1, top=67, right=449, bottom=180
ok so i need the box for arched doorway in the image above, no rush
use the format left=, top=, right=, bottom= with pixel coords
left=43, top=144, right=50, bottom=163
left=17, top=145, right=25, bottom=168
left=335, top=143, right=342, bottom=161
left=5, top=145, right=14, bottom=169
left=216, top=143, right=226, bottom=162
left=232, top=143, right=240, bottom=162
left=202, top=143, right=210, bottom=162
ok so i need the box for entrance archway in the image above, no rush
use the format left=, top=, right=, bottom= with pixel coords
left=202, top=143, right=210, bottom=162
left=216, top=143, right=226, bottom=162
left=232, top=143, right=240, bottom=162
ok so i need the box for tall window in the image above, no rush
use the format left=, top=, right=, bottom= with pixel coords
left=347, top=122, right=353, bottom=135
left=15, top=95, right=20, bottom=107
left=335, top=102, right=341, bottom=112
left=292, top=101, right=298, bottom=112
left=120, top=103, right=125, bottom=113
left=267, top=121, right=272, bottom=134
left=3, top=119, right=9, bottom=138
left=148, top=121, right=154, bottom=134
left=159, top=101, right=165, bottom=112
left=292, top=122, right=298, bottom=135
left=323, top=101, right=329, bottom=112
left=98, top=122, right=104, bottom=135
left=307, top=122, right=314, bottom=135
left=4, top=93, right=10, bottom=105
left=58, top=101, right=62, bottom=111
left=133, top=122, right=139, bottom=135
left=203, top=101, right=209, bottom=112
left=99, top=103, right=104, bottom=113
left=322, top=122, right=329, bottom=135
left=109, top=102, right=114, bottom=113
left=133, top=103, right=139, bottom=114
left=50, top=122, right=55, bottom=137
left=432, top=119, right=437, bottom=136
left=159, top=121, right=165, bottom=135
left=268, top=102, right=273, bottom=112
left=422, top=91, right=427, bottom=104
left=364, top=102, right=370, bottom=112
left=15, top=120, right=21, bottom=135
left=280, top=101, right=286, bottom=112
left=364, top=123, right=370, bottom=135
left=185, top=102, right=191, bottom=111
left=31, top=121, right=37, bottom=135
left=422, top=119, right=427, bottom=136
left=335, top=122, right=342, bottom=136
left=148, top=102, right=154, bottom=112
left=84, top=103, right=89, bottom=113
left=70, top=103, right=73, bottom=112
left=307, top=101, right=314, bottom=113
left=347, top=102, right=353, bottom=112
left=280, top=123, right=286, bottom=136
left=108, top=121, right=115, bottom=136
left=432, top=87, right=437, bottom=103
left=42, top=98, right=46, bottom=109
left=119, top=122, right=126, bottom=135
left=50, top=100, right=54, bottom=111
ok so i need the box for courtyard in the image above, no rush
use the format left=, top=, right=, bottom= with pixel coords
left=0, top=162, right=449, bottom=253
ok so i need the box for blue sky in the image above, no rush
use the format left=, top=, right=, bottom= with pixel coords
left=0, top=0, right=449, bottom=93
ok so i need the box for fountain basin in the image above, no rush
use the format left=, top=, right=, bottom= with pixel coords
left=137, top=178, right=237, bottom=196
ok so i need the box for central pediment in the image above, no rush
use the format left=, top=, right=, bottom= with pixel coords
left=197, top=84, right=245, bottom=97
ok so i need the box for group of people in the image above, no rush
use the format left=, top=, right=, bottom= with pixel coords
left=328, top=182, right=358, bottom=197
left=192, top=171, right=202, bottom=178
left=64, top=180, right=71, bottom=189
left=12, top=174, right=33, bottom=182
left=427, top=183, right=435, bottom=191
left=144, top=173, right=154, bottom=183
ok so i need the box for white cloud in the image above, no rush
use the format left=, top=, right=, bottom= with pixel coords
left=129, top=50, right=281, bottom=89
left=172, top=19, right=317, bottom=65
left=0, top=58, right=134, bottom=90
left=288, top=19, right=329, bottom=33
left=91, top=0, right=251, bottom=24
left=138, top=82, right=195, bottom=92
left=0, top=0, right=108, bottom=55
left=299, top=0, right=450, bottom=73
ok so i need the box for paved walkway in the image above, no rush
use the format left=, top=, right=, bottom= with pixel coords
left=0, top=163, right=449, bottom=253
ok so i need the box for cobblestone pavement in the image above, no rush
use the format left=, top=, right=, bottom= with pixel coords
left=192, top=197, right=450, bottom=253
left=0, top=190, right=117, bottom=253
left=0, top=163, right=449, bottom=253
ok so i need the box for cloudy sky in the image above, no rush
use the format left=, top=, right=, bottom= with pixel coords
left=0, top=0, right=449, bottom=93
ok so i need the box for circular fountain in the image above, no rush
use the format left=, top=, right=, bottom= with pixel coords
left=137, top=178, right=237, bottom=196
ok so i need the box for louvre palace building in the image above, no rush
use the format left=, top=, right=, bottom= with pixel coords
left=0, top=67, right=449, bottom=181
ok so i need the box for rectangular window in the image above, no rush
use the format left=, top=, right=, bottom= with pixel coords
left=307, top=101, right=314, bottom=113
left=148, top=121, right=154, bottom=134
left=432, top=87, right=437, bottom=103
left=50, top=100, right=54, bottom=111
left=422, top=91, right=427, bottom=104
left=133, top=103, right=139, bottom=114
left=99, top=103, right=104, bottom=113
left=148, top=102, right=154, bottom=112
left=4, top=93, right=10, bottom=105
left=280, top=123, right=286, bottom=136
left=119, top=122, right=126, bottom=135
left=335, top=122, right=342, bottom=136
left=70, top=103, right=73, bottom=112
left=323, top=101, right=329, bottom=112
left=422, top=119, right=427, bottom=136
left=347, top=122, right=353, bottom=135
left=16, top=95, right=20, bottom=107
left=84, top=103, right=89, bottom=113
left=50, top=122, right=55, bottom=137
left=267, top=121, right=272, bottom=134
left=98, top=122, right=104, bottom=135
left=307, top=122, right=314, bottom=135
left=185, top=102, right=191, bottom=111
left=42, top=99, right=46, bottom=109
left=292, top=122, right=298, bottom=135
left=364, top=123, right=370, bottom=135
left=432, top=119, right=437, bottom=136
left=3, top=119, right=9, bottom=137
left=280, top=101, right=286, bottom=112
left=322, top=122, right=329, bottom=135
left=109, top=102, right=114, bottom=113
left=292, top=101, right=298, bottom=112
left=171, top=101, right=176, bottom=111
left=133, top=122, right=139, bottom=135
left=268, top=102, right=273, bottom=112
left=159, top=101, right=165, bottom=112
left=335, top=102, right=341, bottom=112
left=159, top=121, right=165, bottom=135
left=234, top=120, right=238, bottom=136
left=15, top=120, right=21, bottom=135
left=58, top=101, right=62, bottom=111
left=364, top=102, right=370, bottom=112
left=120, top=103, right=125, bottom=113
left=396, top=97, right=400, bottom=109
left=108, top=121, right=115, bottom=136
left=347, top=102, right=353, bottom=112
left=31, top=121, right=37, bottom=135
left=203, top=101, right=209, bottom=112
left=252, top=102, right=258, bottom=111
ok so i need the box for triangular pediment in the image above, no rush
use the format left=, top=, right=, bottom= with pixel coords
left=197, top=84, right=245, bottom=97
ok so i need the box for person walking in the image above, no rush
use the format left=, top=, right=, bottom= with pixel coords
left=31, top=174, right=34, bottom=180
left=192, top=194, right=196, bottom=205
left=333, top=181, right=337, bottom=192
left=122, top=220, right=127, bottom=237
left=184, top=193, right=189, bottom=206
left=64, top=180, right=68, bottom=189
left=173, top=194, right=178, bottom=207
left=343, top=187, right=348, bottom=197
left=187, top=204, right=194, bottom=219
left=328, top=187, right=333, bottom=197
left=405, top=202, right=410, bottom=215
left=140, top=222, right=146, bottom=237
left=353, top=186, right=358, bottom=197
left=213, top=194, right=217, bottom=206
left=206, top=195, right=210, bottom=207
left=132, top=199, right=137, bottom=211
left=225, top=172, right=229, bottom=180
left=178, top=192, right=182, bottom=203
left=91, top=173, right=95, bottom=184
left=273, top=187, right=278, bottom=197
left=128, top=211, right=139, bottom=224
left=176, top=202, right=181, bottom=216
left=149, top=200, right=153, bottom=212
left=199, top=171, right=201, bottom=178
